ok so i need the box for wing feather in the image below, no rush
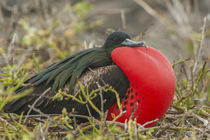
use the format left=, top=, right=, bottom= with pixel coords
left=4, top=65, right=129, bottom=118
left=4, top=47, right=120, bottom=114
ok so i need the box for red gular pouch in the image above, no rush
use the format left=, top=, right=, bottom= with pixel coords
left=107, top=46, right=176, bottom=127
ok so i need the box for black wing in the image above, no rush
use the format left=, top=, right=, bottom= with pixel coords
left=22, top=47, right=112, bottom=93
left=4, top=65, right=129, bottom=119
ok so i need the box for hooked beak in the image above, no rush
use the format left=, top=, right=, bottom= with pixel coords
left=120, top=39, right=148, bottom=50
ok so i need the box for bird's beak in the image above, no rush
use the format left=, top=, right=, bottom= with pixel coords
left=121, top=39, right=148, bottom=49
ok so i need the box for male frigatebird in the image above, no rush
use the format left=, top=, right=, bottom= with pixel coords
left=4, top=31, right=176, bottom=127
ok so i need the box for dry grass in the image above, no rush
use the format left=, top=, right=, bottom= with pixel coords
left=0, top=0, right=209, bottom=139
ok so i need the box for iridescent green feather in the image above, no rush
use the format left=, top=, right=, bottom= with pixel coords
left=25, top=47, right=112, bottom=94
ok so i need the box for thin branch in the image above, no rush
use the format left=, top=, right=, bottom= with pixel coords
left=23, top=88, right=51, bottom=124
left=0, top=116, right=17, bottom=130
left=129, top=102, right=138, bottom=120
left=192, top=113, right=209, bottom=128
left=120, top=10, right=126, bottom=29
left=38, top=123, right=46, bottom=140
left=134, top=0, right=171, bottom=26
left=138, top=118, right=159, bottom=129
left=193, top=16, right=207, bottom=73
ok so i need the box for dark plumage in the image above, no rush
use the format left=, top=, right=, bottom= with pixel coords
left=4, top=31, right=146, bottom=121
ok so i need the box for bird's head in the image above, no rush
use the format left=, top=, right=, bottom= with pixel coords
left=103, top=31, right=147, bottom=51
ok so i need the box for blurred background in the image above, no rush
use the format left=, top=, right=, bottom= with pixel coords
left=0, top=0, right=209, bottom=71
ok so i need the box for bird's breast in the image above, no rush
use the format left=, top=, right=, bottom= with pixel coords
left=107, top=46, right=176, bottom=127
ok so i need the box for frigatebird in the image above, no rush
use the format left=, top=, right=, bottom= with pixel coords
left=4, top=31, right=176, bottom=127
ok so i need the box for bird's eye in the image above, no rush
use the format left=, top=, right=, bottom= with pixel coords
left=112, top=37, right=124, bottom=44
left=112, top=37, right=119, bottom=42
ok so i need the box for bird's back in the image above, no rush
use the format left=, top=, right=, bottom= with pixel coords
left=4, top=64, right=129, bottom=119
